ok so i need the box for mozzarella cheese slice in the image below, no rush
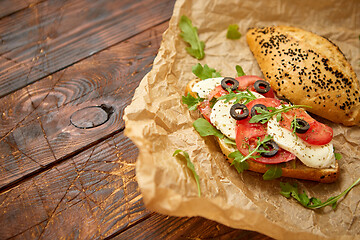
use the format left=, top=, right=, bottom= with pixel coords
left=192, top=77, right=223, bottom=98
left=267, top=117, right=336, bottom=169
left=210, top=91, right=264, bottom=140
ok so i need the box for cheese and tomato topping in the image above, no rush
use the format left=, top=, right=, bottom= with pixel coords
left=267, top=117, right=335, bottom=168
left=192, top=76, right=336, bottom=169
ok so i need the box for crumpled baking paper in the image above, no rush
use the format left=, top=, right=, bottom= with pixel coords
left=123, top=0, right=360, bottom=239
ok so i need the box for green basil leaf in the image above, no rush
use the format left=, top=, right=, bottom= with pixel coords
left=226, top=24, right=242, bottom=39
left=182, top=93, right=203, bottom=110
left=173, top=149, right=201, bottom=196
left=263, top=165, right=282, bottom=180
left=235, top=65, right=245, bottom=76
left=193, top=118, right=224, bottom=138
left=192, top=63, right=221, bottom=80
left=179, top=15, right=205, bottom=59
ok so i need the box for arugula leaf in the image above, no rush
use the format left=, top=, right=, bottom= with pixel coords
left=334, top=152, right=342, bottom=160
left=263, top=164, right=283, bottom=180
left=179, top=15, right=205, bottom=60
left=228, top=151, right=249, bottom=173
left=235, top=65, right=245, bottom=77
left=223, top=137, right=237, bottom=145
left=173, top=150, right=201, bottom=197
left=228, top=135, right=273, bottom=173
left=217, top=89, right=257, bottom=105
left=182, top=93, right=203, bottom=110
left=280, top=176, right=360, bottom=209
left=226, top=24, right=242, bottom=39
left=193, top=118, right=224, bottom=138
left=249, top=104, right=311, bottom=124
left=192, top=63, right=221, bottom=80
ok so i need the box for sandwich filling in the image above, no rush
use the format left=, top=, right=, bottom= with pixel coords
left=191, top=76, right=336, bottom=169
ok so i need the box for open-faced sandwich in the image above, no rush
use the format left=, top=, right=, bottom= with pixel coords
left=184, top=75, right=339, bottom=183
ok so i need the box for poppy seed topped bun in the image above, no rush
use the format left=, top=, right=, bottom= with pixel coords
left=246, top=26, right=360, bottom=126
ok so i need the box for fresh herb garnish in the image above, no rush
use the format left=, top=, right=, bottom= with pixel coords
left=280, top=177, right=360, bottom=209
left=249, top=104, right=311, bottom=124
left=228, top=151, right=249, bottom=173
left=290, top=115, right=299, bottom=139
left=235, top=65, right=245, bottom=77
left=179, top=15, right=205, bottom=60
left=182, top=93, right=203, bottom=110
left=193, top=118, right=224, bottom=139
left=217, top=89, right=257, bottom=105
left=334, top=152, right=342, bottom=160
left=192, top=63, right=221, bottom=80
left=193, top=118, right=237, bottom=146
left=228, top=135, right=273, bottom=173
left=223, top=137, right=237, bottom=145
left=226, top=24, right=242, bottom=39
left=173, top=150, right=201, bottom=197
left=263, top=164, right=283, bottom=180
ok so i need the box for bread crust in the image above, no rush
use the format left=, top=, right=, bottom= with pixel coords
left=246, top=26, right=360, bottom=126
left=187, top=79, right=339, bottom=183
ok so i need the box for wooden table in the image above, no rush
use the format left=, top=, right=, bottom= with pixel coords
left=0, top=1, right=274, bottom=239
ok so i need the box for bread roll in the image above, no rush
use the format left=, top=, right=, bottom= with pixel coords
left=246, top=26, right=360, bottom=126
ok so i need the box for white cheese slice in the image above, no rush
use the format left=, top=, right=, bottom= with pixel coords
left=210, top=91, right=264, bottom=140
left=267, top=117, right=335, bottom=169
left=192, top=77, right=223, bottom=98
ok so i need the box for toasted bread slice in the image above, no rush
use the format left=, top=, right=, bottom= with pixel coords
left=186, top=79, right=339, bottom=183
left=246, top=26, right=360, bottom=126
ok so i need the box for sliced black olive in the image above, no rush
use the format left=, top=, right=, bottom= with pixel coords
left=294, top=118, right=310, bottom=134
left=250, top=104, right=268, bottom=117
left=254, top=80, right=271, bottom=93
left=259, top=140, right=279, bottom=157
left=221, top=77, right=239, bottom=91
left=230, top=103, right=249, bottom=120
left=279, top=98, right=293, bottom=105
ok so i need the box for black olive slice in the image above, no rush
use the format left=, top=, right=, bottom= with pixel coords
left=221, top=77, right=239, bottom=91
left=250, top=104, right=268, bottom=117
left=254, top=80, right=271, bottom=93
left=259, top=140, right=279, bottom=157
left=294, top=118, right=310, bottom=134
left=230, top=103, right=249, bottom=120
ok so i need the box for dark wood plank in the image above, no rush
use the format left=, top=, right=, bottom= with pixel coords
left=0, top=0, right=176, bottom=98
left=0, top=0, right=43, bottom=18
left=0, top=21, right=168, bottom=190
left=0, top=132, right=150, bottom=239
left=113, top=213, right=274, bottom=240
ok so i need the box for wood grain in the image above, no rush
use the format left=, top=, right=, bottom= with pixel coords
left=0, top=0, right=43, bottom=18
left=113, top=213, right=274, bottom=240
left=0, top=0, right=175, bottom=98
left=0, top=132, right=149, bottom=239
left=0, top=21, right=168, bottom=190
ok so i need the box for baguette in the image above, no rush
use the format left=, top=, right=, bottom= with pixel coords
left=246, top=26, right=360, bottom=126
left=186, top=79, right=339, bottom=183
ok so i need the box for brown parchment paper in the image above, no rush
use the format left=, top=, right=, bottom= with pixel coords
left=123, top=0, right=360, bottom=239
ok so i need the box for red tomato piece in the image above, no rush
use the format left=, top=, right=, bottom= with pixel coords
left=198, top=100, right=212, bottom=123
left=279, top=108, right=333, bottom=145
left=235, top=98, right=296, bottom=164
left=235, top=75, right=275, bottom=98
left=208, top=85, right=227, bottom=100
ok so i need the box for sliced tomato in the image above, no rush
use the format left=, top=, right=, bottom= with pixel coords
left=279, top=108, right=333, bottom=145
left=208, top=85, right=227, bottom=100
left=235, top=98, right=296, bottom=164
left=198, top=100, right=212, bottom=122
left=235, top=75, right=275, bottom=98
left=235, top=118, right=296, bottom=164
left=207, top=76, right=275, bottom=101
